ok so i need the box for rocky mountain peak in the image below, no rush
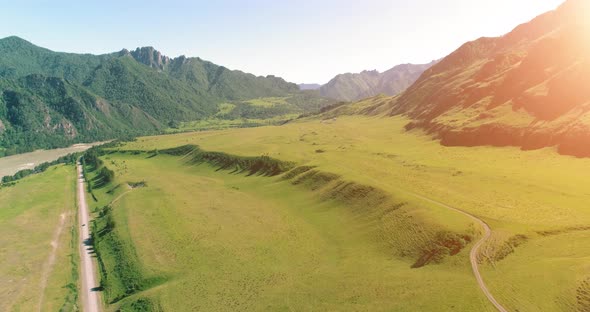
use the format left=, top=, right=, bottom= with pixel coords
left=118, top=49, right=131, bottom=57
left=130, top=47, right=171, bottom=70
left=361, top=69, right=380, bottom=76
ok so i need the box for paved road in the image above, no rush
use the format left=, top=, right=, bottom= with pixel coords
left=77, top=162, right=101, bottom=312
left=409, top=192, right=508, bottom=312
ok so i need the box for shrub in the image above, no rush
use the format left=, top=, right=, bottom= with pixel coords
left=98, top=167, right=115, bottom=184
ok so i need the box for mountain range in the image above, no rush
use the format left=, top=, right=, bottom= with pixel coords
left=311, top=61, right=437, bottom=102
left=0, top=37, right=331, bottom=155
left=298, top=83, right=321, bottom=90
left=339, top=0, right=590, bottom=157
left=3, top=0, right=590, bottom=158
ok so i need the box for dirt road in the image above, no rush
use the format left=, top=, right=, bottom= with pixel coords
left=77, top=161, right=101, bottom=312
left=409, top=192, right=508, bottom=312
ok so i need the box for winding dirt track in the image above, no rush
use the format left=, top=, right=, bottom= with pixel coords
left=408, top=192, right=508, bottom=312
left=77, top=161, right=101, bottom=312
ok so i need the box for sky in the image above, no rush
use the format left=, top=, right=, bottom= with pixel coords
left=0, top=0, right=565, bottom=84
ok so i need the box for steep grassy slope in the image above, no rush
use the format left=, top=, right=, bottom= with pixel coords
left=0, top=37, right=331, bottom=155
left=384, top=0, right=590, bottom=157
left=122, top=115, right=590, bottom=311
left=85, top=150, right=485, bottom=311
left=0, top=165, right=78, bottom=311
left=318, top=61, right=436, bottom=101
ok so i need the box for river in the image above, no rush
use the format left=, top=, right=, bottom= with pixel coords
left=0, top=142, right=104, bottom=178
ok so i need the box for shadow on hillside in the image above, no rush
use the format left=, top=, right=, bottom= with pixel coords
left=91, top=175, right=108, bottom=189
left=106, top=184, right=121, bottom=194
left=85, top=162, right=100, bottom=174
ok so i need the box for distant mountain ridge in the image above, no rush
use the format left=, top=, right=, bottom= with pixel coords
left=351, top=0, right=590, bottom=157
left=316, top=61, right=437, bottom=101
left=0, top=36, right=329, bottom=155
left=298, top=83, right=321, bottom=90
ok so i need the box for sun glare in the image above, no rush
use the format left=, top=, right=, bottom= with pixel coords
left=4, top=1, right=590, bottom=312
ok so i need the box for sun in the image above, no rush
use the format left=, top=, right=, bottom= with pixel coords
left=562, top=0, right=590, bottom=52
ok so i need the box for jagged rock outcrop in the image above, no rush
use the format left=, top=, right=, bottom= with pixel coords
left=130, top=47, right=171, bottom=70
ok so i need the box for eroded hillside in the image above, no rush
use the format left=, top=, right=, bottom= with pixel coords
left=381, top=0, right=590, bottom=157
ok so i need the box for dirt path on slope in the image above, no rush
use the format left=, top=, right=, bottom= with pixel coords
left=110, top=186, right=132, bottom=206
left=77, top=161, right=101, bottom=312
left=37, top=212, right=68, bottom=311
left=408, top=192, right=508, bottom=312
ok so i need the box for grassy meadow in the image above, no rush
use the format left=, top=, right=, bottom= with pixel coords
left=164, top=96, right=327, bottom=134
left=166, top=114, right=299, bottom=134
left=0, top=164, right=79, bottom=311
left=85, top=151, right=492, bottom=311
left=113, top=115, right=590, bottom=311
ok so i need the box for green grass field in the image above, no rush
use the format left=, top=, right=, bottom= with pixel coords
left=0, top=164, right=79, bottom=311
left=165, top=96, right=325, bottom=134
left=114, top=115, right=590, bottom=311
left=244, top=97, right=290, bottom=107
left=166, top=115, right=299, bottom=134
left=85, top=150, right=493, bottom=311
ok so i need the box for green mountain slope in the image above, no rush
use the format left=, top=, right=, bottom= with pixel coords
left=0, top=37, right=331, bottom=155
left=0, top=36, right=107, bottom=81
left=318, top=61, right=436, bottom=102
left=0, top=74, right=159, bottom=154
left=383, top=0, right=590, bottom=157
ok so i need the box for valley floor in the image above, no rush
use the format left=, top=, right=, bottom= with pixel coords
left=117, top=115, right=590, bottom=311
left=0, top=165, right=78, bottom=311
left=3, top=115, right=588, bottom=311
left=86, top=152, right=489, bottom=311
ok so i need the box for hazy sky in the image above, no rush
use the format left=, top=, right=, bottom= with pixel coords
left=0, top=0, right=564, bottom=83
